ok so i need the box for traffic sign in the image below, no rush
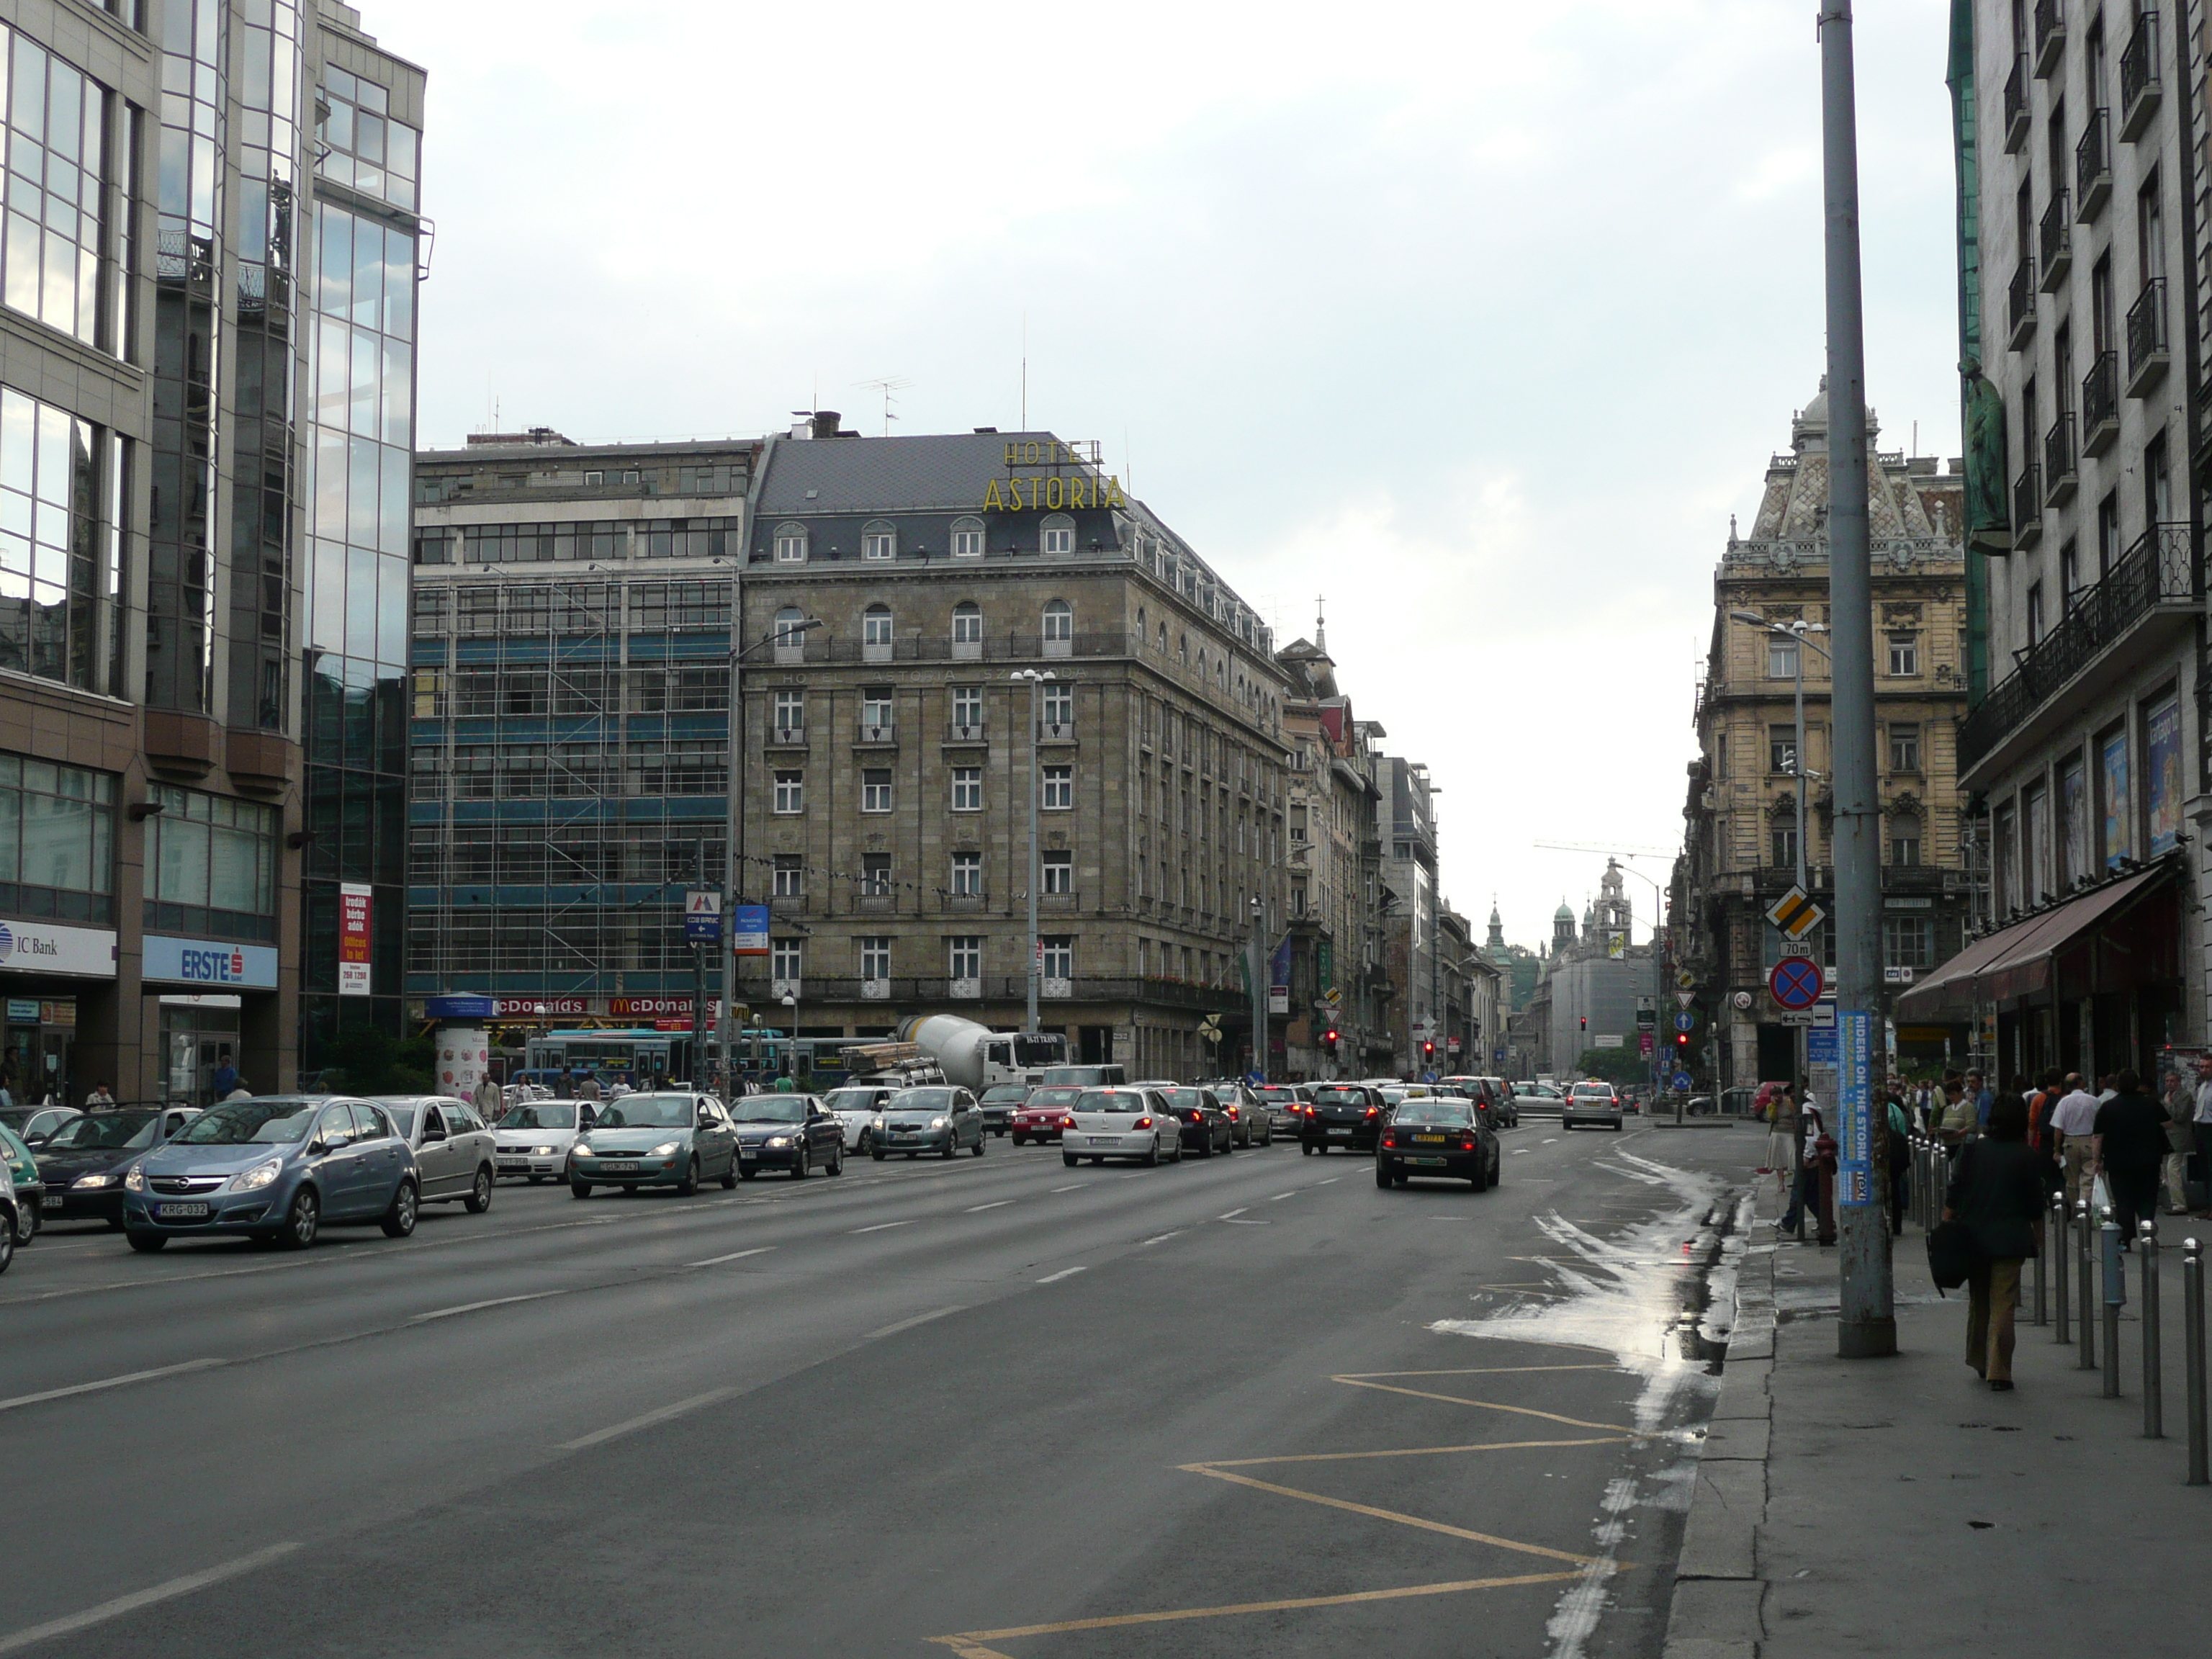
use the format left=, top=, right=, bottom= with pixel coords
left=1673, top=1011, right=1696, bottom=1033
left=1769, top=956, right=1823, bottom=1011
left=1765, top=885, right=1825, bottom=941
left=1676, top=968, right=1696, bottom=989
left=1672, top=1070, right=1693, bottom=1090
left=684, top=889, right=722, bottom=943
left=1676, top=991, right=1696, bottom=1008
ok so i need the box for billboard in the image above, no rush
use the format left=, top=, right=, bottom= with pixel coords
left=338, top=882, right=372, bottom=996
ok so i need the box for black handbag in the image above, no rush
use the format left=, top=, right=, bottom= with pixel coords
left=1926, top=1219, right=1980, bottom=1293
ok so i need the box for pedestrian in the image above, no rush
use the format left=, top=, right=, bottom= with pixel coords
left=1885, top=1084, right=1912, bottom=1237
left=2194, top=1057, right=2212, bottom=1220
left=1938, top=1074, right=1979, bottom=1153
left=577, top=1074, right=601, bottom=1102
left=1966, top=1069, right=1993, bottom=1131
left=83, top=1081, right=115, bottom=1109
left=2161, top=1069, right=2195, bottom=1215
left=2026, top=1069, right=2064, bottom=1197
left=2049, top=1071, right=2101, bottom=1208
left=210, top=1056, right=239, bottom=1101
left=773, top=1070, right=796, bottom=1093
left=474, top=1070, right=504, bottom=1125
left=1763, top=1082, right=1798, bottom=1186
left=1781, top=1104, right=1825, bottom=1237
left=2091, top=1069, right=2170, bottom=1243
left=223, top=1077, right=251, bottom=1102
left=1943, top=1093, right=2044, bottom=1392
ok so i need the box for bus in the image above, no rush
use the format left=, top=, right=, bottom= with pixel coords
left=521, top=1030, right=706, bottom=1092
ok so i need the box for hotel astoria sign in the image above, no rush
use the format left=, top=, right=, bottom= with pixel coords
left=981, top=472, right=1127, bottom=513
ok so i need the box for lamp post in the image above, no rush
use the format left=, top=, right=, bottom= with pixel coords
left=1010, top=669, right=1056, bottom=1031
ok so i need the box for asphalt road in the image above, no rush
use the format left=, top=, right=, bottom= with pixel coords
left=0, top=1117, right=1754, bottom=1658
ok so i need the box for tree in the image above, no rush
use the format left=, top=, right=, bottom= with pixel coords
left=1574, top=1046, right=1647, bottom=1087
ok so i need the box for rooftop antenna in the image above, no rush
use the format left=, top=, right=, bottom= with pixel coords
left=1020, top=311, right=1028, bottom=431
left=854, top=376, right=912, bottom=436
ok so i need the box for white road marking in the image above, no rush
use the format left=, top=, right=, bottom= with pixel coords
left=1317, top=1177, right=1341, bottom=1185
left=1269, top=1191, right=1298, bottom=1201
left=0, top=1357, right=227, bottom=1415
left=850, top=1220, right=914, bottom=1234
left=1222, top=1218, right=1269, bottom=1226
left=1037, top=1265, right=1088, bottom=1283
left=862, top=1305, right=964, bottom=1341
left=1514, top=1148, right=1532, bottom=1156
left=1543, top=1138, right=1559, bottom=1144
left=1139, top=1231, right=1184, bottom=1246
left=560, top=1387, right=737, bottom=1452
left=0, top=1541, right=300, bottom=1655
left=1218, top=1208, right=1249, bottom=1220
left=965, top=1200, right=1013, bottom=1213
left=410, top=1291, right=562, bottom=1323
left=688, top=1246, right=775, bottom=1267
left=1050, top=1184, right=1089, bottom=1193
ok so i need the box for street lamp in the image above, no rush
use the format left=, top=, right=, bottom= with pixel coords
left=780, top=991, right=798, bottom=1084
left=1010, top=669, right=1056, bottom=1031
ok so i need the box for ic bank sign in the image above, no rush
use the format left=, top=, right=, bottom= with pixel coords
left=143, top=935, right=279, bottom=991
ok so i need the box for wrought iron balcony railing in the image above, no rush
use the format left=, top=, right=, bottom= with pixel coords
left=2082, top=350, right=2119, bottom=453
left=2039, top=189, right=2072, bottom=289
left=2012, top=462, right=2041, bottom=547
left=2127, top=275, right=2168, bottom=392
left=2076, top=108, right=2110, bottom=217
left=2121, top=12, right=2162, bottom=140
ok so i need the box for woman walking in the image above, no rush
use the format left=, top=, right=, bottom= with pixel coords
left=1943, top=1095, right=2045, bottom=1391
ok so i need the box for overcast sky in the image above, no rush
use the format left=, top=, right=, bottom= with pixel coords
left=369, top=0, right=1963, bottom=950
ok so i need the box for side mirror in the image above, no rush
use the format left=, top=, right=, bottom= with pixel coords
left=310, top=1138, right=331, bottom=1157
left=423, top=1125, right=446, bottom=1143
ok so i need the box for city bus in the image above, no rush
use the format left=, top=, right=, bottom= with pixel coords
left=521, top=1029, right=703, bottom=1091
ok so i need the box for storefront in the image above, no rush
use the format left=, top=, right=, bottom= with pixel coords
left=0, top=918, right=119, bottom=1106
left=156, top=996, right=242, bottom=1107
left=141, top=935, right=279, bottom=1105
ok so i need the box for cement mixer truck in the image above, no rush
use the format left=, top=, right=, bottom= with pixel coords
left=895, top=1015, right=1070, bottom=1093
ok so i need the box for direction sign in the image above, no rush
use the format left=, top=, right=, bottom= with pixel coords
left=683, top=889, right=722, bottom=943
left=1769, top=956, right=1824, bottom=1011
left=1674, top=1011, right=1696, bottom=1033
left=1765, top=885, right=1825, bottom=941
left=1672, top=1070, right=1693, bottom=1090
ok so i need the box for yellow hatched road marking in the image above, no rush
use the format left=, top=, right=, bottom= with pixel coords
left=1195, top=1434, right=1629, bottom=1469
left=1330, top=1375, right=1645, bottom=1434
left=1180, top=1465, right=1603, bottom=1564
left=1338, top=1364, right=1618, bottom=1378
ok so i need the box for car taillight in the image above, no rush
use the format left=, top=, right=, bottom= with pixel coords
left=1364, top=1107, right=1379, bottom=1119
left=1383, top=1133, right=1400, bottom=1148
left=1060, top=1114, right=1076, bottom=1128
left=1226, top=1105, right=1238, bottom=1118
left=1133, top=1116, right=1153, bottom=1130
left=1459, top=1136, right=1476, bottom=1150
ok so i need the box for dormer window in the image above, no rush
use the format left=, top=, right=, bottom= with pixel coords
left=1041, top=513, right=1074, bottom=554
left=951, top=516, right=984, bottom=558
left=774, top=523, right=807, bottom=563
left=861, top=520, right=896, bottom=561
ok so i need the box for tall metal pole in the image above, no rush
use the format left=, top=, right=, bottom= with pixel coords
left=1023, top=672, right=1043, bottom=1031
left=1821, top=0, right=1895, bottom=1357
left=1251, top=896, right=1267, bottom=1084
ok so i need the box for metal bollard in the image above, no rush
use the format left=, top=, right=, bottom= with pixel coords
left=2079, top=1201, right=2098, bottom=1370
left=2185, top=1238, right=2208, bottom=1486
left=2102, top=1205, right=2123, bottom=1400
left=2033, top=1208, right=2049, bottom=1326
left=2139, top=1222, right=2162, bottom=1439
left=2053, top=1192, right=2070, bottom=1343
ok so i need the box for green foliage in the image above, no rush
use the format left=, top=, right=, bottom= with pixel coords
left=1574, top=1045, right=1650, bottom=1087
left=315, top=1026, right=434, bottom=1095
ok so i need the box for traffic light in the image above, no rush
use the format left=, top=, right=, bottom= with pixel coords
left=1580, top=1016, right=1588, bottom=1033
left=1323, top=1028, right=1339, bottom=1055
left=1422, top=1040, right=1435, bottom=1061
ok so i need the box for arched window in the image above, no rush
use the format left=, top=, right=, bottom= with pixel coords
left=1178, top=632, right=1188, bottom=665
left=1158, top=623, right=1168, bottom=653
left=951, top=601, right=983, bottom=649
left=863, top=603, right=894, bottom=661
left=1042, top=600, right=1072, bottom=641
left=861, top=519, right=896, bottom=561
left=773, top=523, right=807, bottom=563
left=950, top=516, right=984, bottom=559
left=1136, top=606, right=1146, bottom=642
left=1041, top=513, right=1074, bottom=555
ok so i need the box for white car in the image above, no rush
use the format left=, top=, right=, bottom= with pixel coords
left=821, top=1084, right=899, bottom=1151
left=1561, top=1082, right=1624, bottom=1131
left=1060, top=1087, right=1184, bottom=1169
left=492, top=1097, right=602, bottom=1182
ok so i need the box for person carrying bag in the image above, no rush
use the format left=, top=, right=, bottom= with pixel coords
left=1943, top=1095, right=2045, bottom=1391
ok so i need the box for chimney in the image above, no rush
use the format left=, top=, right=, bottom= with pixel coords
left=810, top=410, right=842, bottom=441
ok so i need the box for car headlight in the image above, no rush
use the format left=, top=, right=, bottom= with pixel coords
left=123, top=1162, right=146, bottom=1192
left=227, top=1160, right=284, bottom=1192
left=534, top=1144, right=555, bottom=1156
left=930, top=1117, right=948, bottom=1130
left=72, top=1173, right=117, bottom=1190
left=649, top=1141, right=682, bottom=1157
left=764, top=1135, right=791, bottom=1148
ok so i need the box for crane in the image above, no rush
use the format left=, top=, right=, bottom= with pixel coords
left=1530, top=840, right=1677, bottom=860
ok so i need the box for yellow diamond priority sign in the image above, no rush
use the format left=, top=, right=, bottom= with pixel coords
left=1765, top=884, right=1825, bottom=941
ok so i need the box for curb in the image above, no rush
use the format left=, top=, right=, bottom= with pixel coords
left=1662, top=1189, right=1774, bottom=1659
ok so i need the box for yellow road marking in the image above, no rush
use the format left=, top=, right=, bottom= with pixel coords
left=925, top=1570, right=1593, bottom=1648
left=1331, top=1375, right=1643, bottom=1434
left=1338, top=1364, right=1618, bottom=1378
left=1194, top=1434, right=1629, bottom=1469
left=1181, top=1466, right=1602, bottom=1564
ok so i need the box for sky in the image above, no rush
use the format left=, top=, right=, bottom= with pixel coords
left=366, top=0, right=1965, bottom=948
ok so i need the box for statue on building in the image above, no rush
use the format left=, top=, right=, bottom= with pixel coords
left=1959, top=356, right=2010, bottom=553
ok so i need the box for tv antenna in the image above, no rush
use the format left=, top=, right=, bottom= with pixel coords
left=855, top=376, right=913, bottom=436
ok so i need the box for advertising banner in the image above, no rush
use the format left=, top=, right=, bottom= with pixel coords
left=732, top=904, right=770, bottom=956
left=1835, top=1008, right=1874, bottom=1207
left=2102, top=729, right=2131, bottom=868
left=0, top=918, right=118, bottom=979
left=143, top=935, right=279, bottom=990
left=436, top=1028, right=490, bottom=1097
left=338, top=882, right=372, bottom=996
left=2146, top=696, right=2182, bottom=857
left=494, top=996, right=588, bottom=1018
left=610, top=997, right=720, bottom=1020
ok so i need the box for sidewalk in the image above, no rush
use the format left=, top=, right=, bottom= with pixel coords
left=1663, top=1165, right=2212, bottom=1658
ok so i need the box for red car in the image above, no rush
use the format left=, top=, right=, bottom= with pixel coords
left=1010, top=1084, right=1084, bottom=1145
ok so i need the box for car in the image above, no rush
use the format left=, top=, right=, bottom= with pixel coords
left=1563, top=1081, right=1625, bottom=1131
left=1511, top=1080, right=1563, bottom=1115
left=374, top=1096, right=498, bottom=1213
left=1301, top=1083, right=1385, bottom=1154
left=1255, top=1084, right=1310, bottom=1132
left=1202, top=1082, right=1273, bottom=1147
left=731, top=1094, right=846, bottom=1178
left=0, top=1123, right=42, bottom=1245
left=869, top=1087, right=987, bottom=1160
left=978, top=1083, right=1030, bottom=1138
left=822, top=1084, right=899, bottom=1151
left=1010, top=1084, right=1083, bottom=1145
left=122, top=1096, right=421, bottom=1251
left=1471, top=1076, right=1519, bottom=1129
left=1160, top=1087, right=1233, bottom=1156
left=0, top=1104, right=81, bottom=1147
left=30, top=1107, right=199, bottom=1228
left=568, top=1092, right=739, bottom=1197
left=1060, top=1087, right=1182, bottom=1167
left=0, top=1153, right=16, bottom=1273
left=492, top=1097, right=601, bottom=1182
left=1040, top=1064, right=1126, bottom=1087
left=1375, top=1094, right=1501, bottom=1190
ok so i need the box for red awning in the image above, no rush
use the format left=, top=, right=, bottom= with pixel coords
left=1892, top=867, right=2173, bottom=1021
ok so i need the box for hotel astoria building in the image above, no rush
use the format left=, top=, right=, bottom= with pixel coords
left=0, top=0, right=423, bottom=1104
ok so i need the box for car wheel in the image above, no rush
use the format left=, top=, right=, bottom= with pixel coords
left=1375, top=1164, right=1393, bottom=1190
left=971, top=1133, right=986, bottom=1158
left=570, top=1180, right=593, bottom=1200
left=1261, top=1120, right=1273, bottom=1147
left=1394, top=1173, right=1410, bottom=1187
left=1221, top=1131, right=1233, bottom=1156
left=380, top=1179, right=420, bottom=1238
left=721, top=1153, right=739, bottom=1190
left=905, top=1151, right=918, bottom=1160
left=1302, top=1143, right=1315, bottom=1156
left=940, top=1136, right=957, bottom=1161
left=1012, top=1133, right=1028, bottom=1146
left=122, top=1228, right=165, bottom=1254
left=740, top=1162, right=759, bottom=1179
left=464, top=1168, right=494, bottom=1214
left=280, top=1188, right=320, bottom=1248
left=1141, top=1138, right=1159, bottom=1168
left=1064, top=1153, right=1080, bottom=1168
left=871, top=1148, right=886, bottom=1162
left=856, top=1128, right=873, bottom=1156
left=673, top=1156, right=700, bottom=1196
left=12, top=1201, right=34, bottom=1246
left=828, top=1143, right=845, bottom=1176
left=789, top=1146, right=809, bottom=1181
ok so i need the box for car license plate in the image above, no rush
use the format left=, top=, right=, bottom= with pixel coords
left=497, top=1160, right=531, bottom=1171
left=1413, top=1134, right=1446, bottom=1143
left=1328, top=1128, right=1352, bottom=1137
left=42, top=1194, right=64, bottom=1210
left=601, top=1160, right=640, bottom=1173
left=1408, top=1156, right=1448, bottom=1166
left=156, top=1201, right=210, bottom=1220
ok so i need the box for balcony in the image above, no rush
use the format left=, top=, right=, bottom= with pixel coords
left=2082, top=351, right=2119, bottom=454
left=2033, top=0, right=2068, bottom=75
left=855, top=722, right=896, bottom=745
left=2012, top=462, right=2041, bottom=549
left=2004, top=54, right=2031, bottom=153
left=2120, top=12, right=2160, bottom=140
left=2043, top=412, right=2077, bottom=506
left=945, top=722, right=986, bottom=744
left=2038, top=189, right=2072, bottom=290
left=2126, top=276, right=2168, bottom=394
left=763, top=724, right=806, bottom=748
left=1038, top=721, right=1076, bottom=742
left=2008, top=257, right=2037, bottom=349
left=1957, top=523, right=2198, bottom=781
left=2076, top=109, right=2110, bottom=219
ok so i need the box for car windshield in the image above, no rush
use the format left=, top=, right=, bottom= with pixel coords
left=1166, top=1089, right=1208, bottom=1110
left=1395, top=1100, right=1474, bottom=1127
left=1312, top=1089, right=1367, bottom=1105
left=981, top=1086, right=1029, bottom=1104
left=824, top=1090, right=884, bottom=1115
left=890, top=1089, right=956, bottom=1113
left=733, top=1099, right=808, bottom=1124
left=500, top=1103, right=577, bottom=1130
left=45, top=1110, right=163, bottom=1151
left=593, top=1095, right=695, bottom=1128
left=1075, top=1090, right=1141, bottom=1115
left=383, top=1107, right=418, bottom=1134
left=1026, top=1087, right=1082, bottom=1108
left=176, top=1099, right=320, bottom=1145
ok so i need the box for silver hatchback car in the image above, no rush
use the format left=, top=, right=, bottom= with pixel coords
left=373, top=1095, right=498, bottom=1213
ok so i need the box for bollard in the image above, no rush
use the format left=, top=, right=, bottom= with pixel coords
left=2102, top=1205, right=2123, bottom=1400
left=2033, top=1211, right=2049, bottom=1326
left=2079, top=1201, right=2098, bottom=1370
left=2185, top=1238, right=2208, bottom=1487
left=2139, top=1222, right=2162, bottom=1439
left=2053, top=1192, right=2070, bottom=1343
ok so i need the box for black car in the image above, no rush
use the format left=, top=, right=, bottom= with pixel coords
left=33, top=1107, right=199, bottom=1228
left=1376, top=1096, right=1500, bottom=1190
left=977, top=1083, right=1030, bottom=1138
left=1301, top=1084, right=1384, bottom=1154
left=1161, top=1087, right=1233, bottom=1156
left=1202, top=1082, right=1273, bottom=1148
left=730, top=1095, right=846, bottom=1179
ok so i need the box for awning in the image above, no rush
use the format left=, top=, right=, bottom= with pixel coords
left=1893, top=866, right=2174, bottom=1021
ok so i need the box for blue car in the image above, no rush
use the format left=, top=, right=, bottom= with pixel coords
left=122, top=1095, right=420, bottom=1251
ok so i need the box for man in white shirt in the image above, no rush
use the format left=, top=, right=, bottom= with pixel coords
left=2191, top=1057, right=2212, bottom=1218
left=2050, top=1074, right=2103, bottom=1209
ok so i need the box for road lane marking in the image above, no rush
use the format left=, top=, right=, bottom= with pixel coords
left=1542, top=1138, right=1558, bottom=1143
left=1316, top=1177, right=1340, bottom=1185
left=560, top=1387, right=737, bottom=1452
left=965, top=1200, right=1013, bottom=1213
left=850, top=1220, right=914, bottom=1233
left=1050, top=1184, right=1089, bottom=1193
left=1513, top=1148, right=1531, bottom=1155
left=1268, top=1191, right=1297, bottom=1201
left=1181, top=1465, right=1603, bottom=1564
left=1330, top=1375, right=1642, bottom=1434
left=1199, top=1435, right=1629, bottom=1468
left=926, top=1570, right=1589, bottom=1650
left=1037, top=1266, right=1088, bottom=1283
left=1344, top=1365, right=1619, bottom=1378
left=687, top=1246, right=775, bottom=1267
left=862, top=1305, right=964, bottom=1341
left=1138, top=1231, right=1184, bottom=1246
left=1218, top=1208, right=1249, bottom=1220
left=410, top=1291, right=562, bottom=1323
left=0, top=1541, right=302, bottom=1655
left=0, top=1357, right=227, bottom=1414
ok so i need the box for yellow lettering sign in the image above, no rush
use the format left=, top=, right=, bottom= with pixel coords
left=982, top=480, right=1005, bottom=510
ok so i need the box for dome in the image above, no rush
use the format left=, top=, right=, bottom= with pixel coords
left=1553, top=900, right=1573, bottom=921
left=1799, top=375, right=1828, bottom=428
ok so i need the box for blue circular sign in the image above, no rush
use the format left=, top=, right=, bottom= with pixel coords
left=1674, top=1011, right=1696, bottom=1033
left=1769, top=956, right=1823, bottom=1010
left=1672, top=1070, right=1693, bottom=1090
